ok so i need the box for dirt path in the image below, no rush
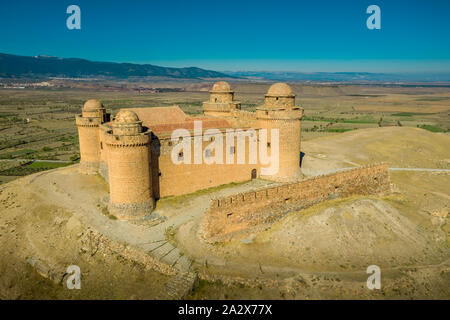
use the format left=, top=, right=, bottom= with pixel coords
left=390, top=167, right=450, bottom=172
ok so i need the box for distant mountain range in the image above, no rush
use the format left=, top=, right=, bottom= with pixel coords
left=0, top=53, right=233, bottom=80
left=1, top=52, right=448, bottom=83
left=226, top=71, right=450, bottom=83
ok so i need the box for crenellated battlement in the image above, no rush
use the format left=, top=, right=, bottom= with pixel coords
left=104, top=132, right=150, bottom=148
left=231, top=109, right=257, bottom=120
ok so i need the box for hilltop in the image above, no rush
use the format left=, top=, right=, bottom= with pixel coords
left=0, top=126, right=448, bottom=299
left=302, top=126, right=450, bottom=175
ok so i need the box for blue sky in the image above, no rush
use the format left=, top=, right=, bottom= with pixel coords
left=0, top=0, right=449, bottom=73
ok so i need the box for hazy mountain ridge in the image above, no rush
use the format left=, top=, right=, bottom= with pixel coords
left=226, top=71, right=450, bottom=83
left=0, top=53, right=235, bottom=80
left=1, top=52, right=449, bottom=83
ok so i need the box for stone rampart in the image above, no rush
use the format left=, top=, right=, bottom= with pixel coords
left=201, top=163, right=390, bottom=242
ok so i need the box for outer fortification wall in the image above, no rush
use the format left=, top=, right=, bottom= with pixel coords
left=201, top=163, right=390, bottom=242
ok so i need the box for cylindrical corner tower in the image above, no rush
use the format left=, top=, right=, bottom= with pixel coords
left=104, top=110, right=154, bottom=220
left=202, top=81, right=241, bottom=117
left=75, top=99, right=106, bottom=174
left=256, top=83, right=303, bottom=182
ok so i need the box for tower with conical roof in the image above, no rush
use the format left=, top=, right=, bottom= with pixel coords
left=104, top=109, right=154, bottom=220
left=202, top=81, right=241, bottom=117
left=256, top=83, right=303, bottom=182
left=75, top=99, right=108, bottom=174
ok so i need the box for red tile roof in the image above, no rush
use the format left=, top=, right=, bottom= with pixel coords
left=125, top=106, right=232, bottom=136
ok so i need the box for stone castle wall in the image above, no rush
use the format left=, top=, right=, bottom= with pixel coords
left=156, top=133, right=260, bottom=197
left=230, top=110, right=258, bottom=128
left=201, top=163, right=391, bottom=242
left=232, top=110, right=257, bottom=120
left=98, top=126, right=110, bottom=181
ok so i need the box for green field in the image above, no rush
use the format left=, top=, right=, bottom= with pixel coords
left=417, top=124, right=448, bottom=133
left=0, top=161, right=72, bottom=176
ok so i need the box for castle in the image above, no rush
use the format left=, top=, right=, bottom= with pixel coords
left=76, top=82, right=304, bottom=220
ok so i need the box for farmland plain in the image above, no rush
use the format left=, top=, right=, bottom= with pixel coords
left=0, top=81, right=449, bottom=184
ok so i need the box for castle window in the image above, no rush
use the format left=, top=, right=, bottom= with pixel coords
left=230, top=146, right=235, bottom=154
left=100, top=142, right=103, bottom=149
left=210, top=136, right=215, bottom=142
left=276, top=97, right=279, bottom=101
left=168, top=141, right=172, bottom=146
left=267, top=142, right=271, bottom=148
left=265, top=111, right=269, bottom=115
left=205, top=149, right=212, bottom=158
left=178, top=151, right=184, bottom=161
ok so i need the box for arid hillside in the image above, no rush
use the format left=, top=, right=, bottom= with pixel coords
left=301, top=126, right=450, bottom=174
left=0, top=126, right=449, bottom=299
